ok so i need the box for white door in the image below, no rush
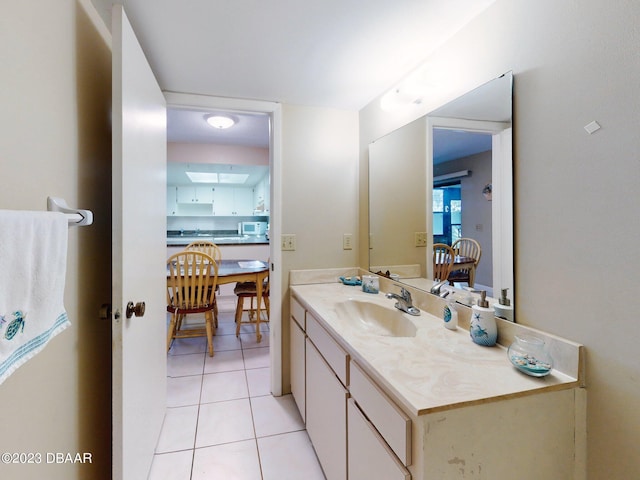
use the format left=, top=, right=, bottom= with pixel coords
left=112, top=5, right=167, bottom=480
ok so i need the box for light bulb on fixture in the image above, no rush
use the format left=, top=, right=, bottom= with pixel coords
left=205, top=114, right=236, bottom=129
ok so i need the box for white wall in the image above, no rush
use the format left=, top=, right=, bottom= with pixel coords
left=0, top=1, right=112, bottom=479
left=359, top=1, right=640, bottom=478
left=280, top=104, right=359, bottom=387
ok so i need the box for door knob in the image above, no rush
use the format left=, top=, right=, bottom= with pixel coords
left=126, top=301, right=146, bottom=319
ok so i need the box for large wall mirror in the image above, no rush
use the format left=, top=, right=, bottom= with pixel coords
left=369, top=72, right=513, bottom=311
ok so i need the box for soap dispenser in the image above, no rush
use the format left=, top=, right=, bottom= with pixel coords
left=470, top=291, right=497, bottom=346
left=443, top=297, right=458, bottom=330
left=494, top=288, right=514, bottom=322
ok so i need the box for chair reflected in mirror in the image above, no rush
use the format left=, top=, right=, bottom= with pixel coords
left=433, top=243, right=455, bottom=282
left=448, top=237, right=482, bottom=287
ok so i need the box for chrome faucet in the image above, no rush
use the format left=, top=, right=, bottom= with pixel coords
left=430, top=279, right=449, bottom=296
left=386, top=286, right=420, bottom=316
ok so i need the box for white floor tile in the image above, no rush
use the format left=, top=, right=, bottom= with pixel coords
left=251, top=394, right=305, bottom=438
left=167, top=353, right=205, bottom=377
left=240, top=331, right=270, bottom=349
left=204, top=348, right=245, bottom=373
left=168, top=336, right=207, bottom=356
left=148, top=450, right=193, bottom=480
left=167, top=375, right=202, bottom=407
left=243, top=346, right=270, bottom=370
left=246, top=367, right=271, bottom=398
left=201, top=370, right=249, bottom=403
left=196, top=398, right=255, bottom=448
left=212, top=331, right=242, bottom=351
left=258, top=431, right=325, bottom=480
left=155, top=405, right=199, bottom=453
left=192, top=440, right=262, bottom=480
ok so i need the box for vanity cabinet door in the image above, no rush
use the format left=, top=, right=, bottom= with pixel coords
left=305, top=338, right=347, bottom=480
left=348, top=399, right=411, bottom=480
left=290, top=313, right=306, bottom=422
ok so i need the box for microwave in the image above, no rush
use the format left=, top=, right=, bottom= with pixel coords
left=241, top=221, right=267, bottom=236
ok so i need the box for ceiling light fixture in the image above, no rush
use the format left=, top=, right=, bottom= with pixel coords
left=205, top=114, right=236, bottom=129
left=186, top=172, right=219, bottom=183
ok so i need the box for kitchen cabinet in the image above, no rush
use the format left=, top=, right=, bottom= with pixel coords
left=253, top=173, right=270, bottom=214
left=176, top=185, right=214, bottom=203
left=167, top=186, right=178, bottom=216
left=213, top=186, right=254, bottom=216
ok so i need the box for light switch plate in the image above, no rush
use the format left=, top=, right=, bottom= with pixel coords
left=343, top=233, right=353, bottom=250
left=415, top=232, right=427, bottom=247
left=281, top=234, right=296, bottom=251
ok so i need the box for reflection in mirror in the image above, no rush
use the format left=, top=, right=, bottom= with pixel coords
left=369, top=72, right=513, bottom=312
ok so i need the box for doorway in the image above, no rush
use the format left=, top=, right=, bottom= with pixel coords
left=164, top=92, right=283, bottom=395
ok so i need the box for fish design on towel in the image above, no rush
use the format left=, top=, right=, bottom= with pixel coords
left=4, top=311, right=26, bottom=340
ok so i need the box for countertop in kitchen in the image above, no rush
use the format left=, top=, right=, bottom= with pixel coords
left=167, top=231, right=269, bottom=246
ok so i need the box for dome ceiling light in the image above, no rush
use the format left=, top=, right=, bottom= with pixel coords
left=205, top=114, right=236, bottom=129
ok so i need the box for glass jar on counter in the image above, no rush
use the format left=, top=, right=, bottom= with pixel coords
left=507, top=334, right=553, bottom=377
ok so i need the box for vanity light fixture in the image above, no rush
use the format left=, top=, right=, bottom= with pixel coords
left=205, top=114, right=236, bottom=129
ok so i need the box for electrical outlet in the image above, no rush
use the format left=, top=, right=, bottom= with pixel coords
left=415, top=232, right=427, bottom=247
left=343, top=233, right=353, bottom=250
left=281, top=234, right=296, bottom=251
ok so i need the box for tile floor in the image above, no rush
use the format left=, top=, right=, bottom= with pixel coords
left=148, top=302, right=326, bottom=480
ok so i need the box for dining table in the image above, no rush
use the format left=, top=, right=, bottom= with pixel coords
left=444, top=255, right=476, bottom=286
left=217, top=259, right=270, bottom=342
left=168, top=258, right=270, bottom=342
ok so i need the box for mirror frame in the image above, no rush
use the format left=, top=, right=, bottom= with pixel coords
left=368, top=72, right=513, bottom=307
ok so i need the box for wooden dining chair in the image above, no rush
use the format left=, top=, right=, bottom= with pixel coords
left=185, top=240, right=222, bottom=326
left=185, top=240, right=222, bottom=262
left=166, top=251, right=219, bottom=356
left=433, top=243, right=455, bottom=282
left=234, top=271, right=270, bottom=340
left=448, top=238, right=482, bottom=287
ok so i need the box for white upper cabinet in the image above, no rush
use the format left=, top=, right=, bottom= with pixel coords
left=167, top=186, right=178, bottom=216
left=253, top=173, right=270, bottom=214
left=176, top=185, right=214, bottom=203
left=214, top=186, right=254, bottom=216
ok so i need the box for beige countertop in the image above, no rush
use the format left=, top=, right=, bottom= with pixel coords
left=291, top=282, right=582, bottom=417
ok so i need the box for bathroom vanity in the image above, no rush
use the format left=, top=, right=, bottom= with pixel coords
left=289, top=272, right=585, bottom=480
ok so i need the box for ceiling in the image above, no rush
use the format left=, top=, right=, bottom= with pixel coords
left=91, top=0, right=496, bottom=111
left=167, top=109, right=270, bottom=147
left=92, top=1, right=498, bottom=158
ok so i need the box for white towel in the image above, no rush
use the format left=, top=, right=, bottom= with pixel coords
left=0, top=210, right=70, bottom=385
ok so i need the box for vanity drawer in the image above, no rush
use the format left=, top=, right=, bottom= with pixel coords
left=350, top=361, right=411, bottom=466
left=306, top=311, right=349, bottom=386
left=291, top=296, right=306, bottom=330
left=348, top=399, right=411, bottom=480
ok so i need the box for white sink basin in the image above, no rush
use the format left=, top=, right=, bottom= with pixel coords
left=334, top=299, right=417, bottom=337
